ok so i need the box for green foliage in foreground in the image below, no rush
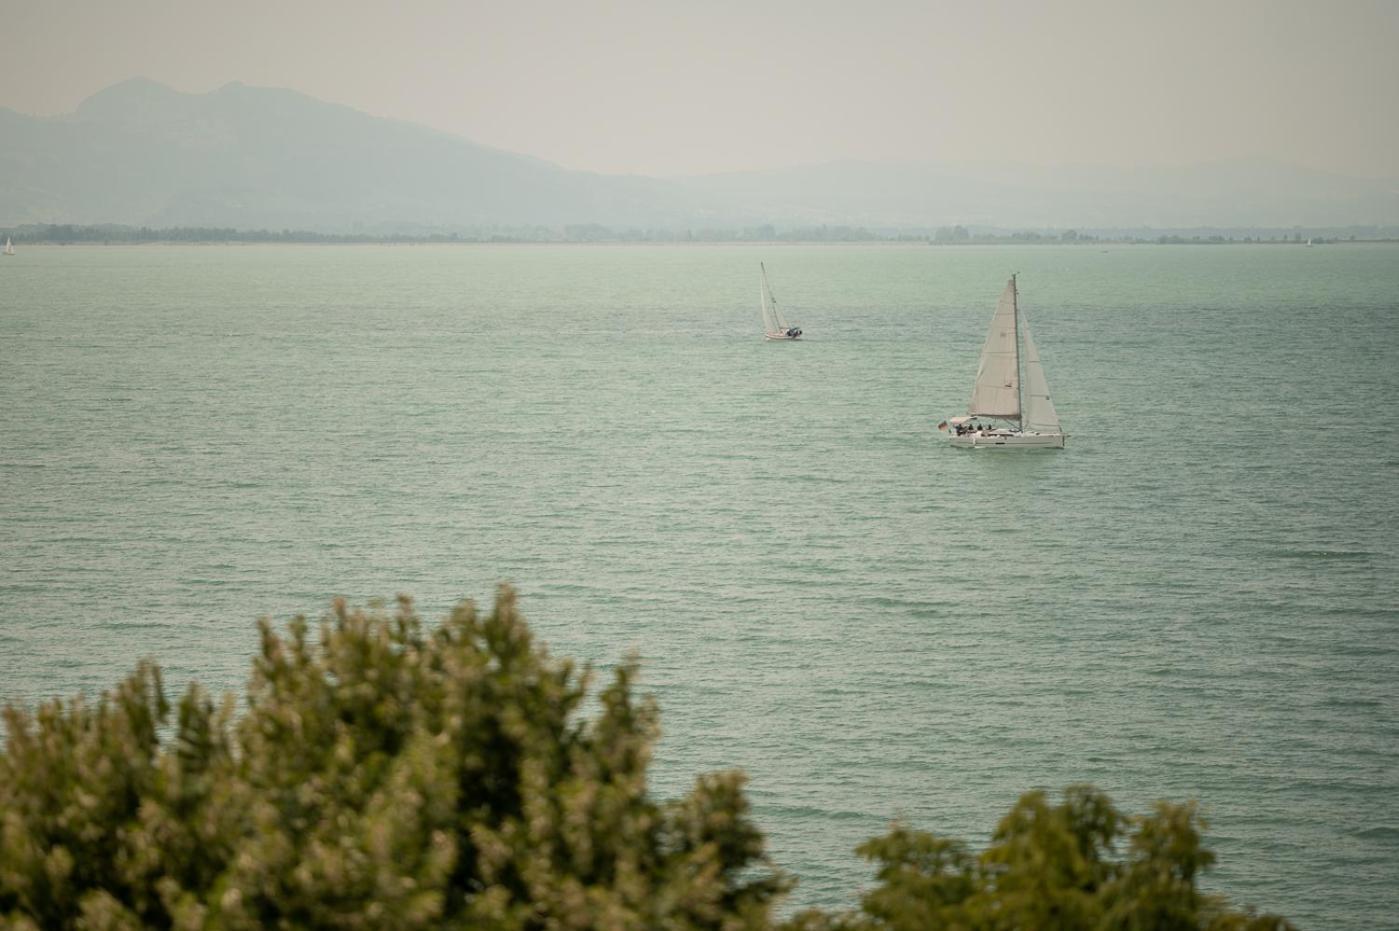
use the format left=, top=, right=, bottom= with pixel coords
left=1, top=589, right=1292, bottom=930
left=784, top=791, right=1293, bottom=931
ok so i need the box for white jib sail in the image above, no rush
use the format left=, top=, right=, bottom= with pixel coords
left=1020, top=313, right=1061, bottom=434
left=968, top=277, right=1021, bottom=420
left=760, top=263, right=789, bottom=333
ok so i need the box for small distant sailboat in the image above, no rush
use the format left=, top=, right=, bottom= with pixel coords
left=939, top=275, right=1066, bottom=448
left=2, top=238, right=13, bottom=256
left=759, top=263, right=802, bottom=340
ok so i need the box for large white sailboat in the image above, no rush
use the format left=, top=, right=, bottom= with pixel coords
left=941, top=275, right=1066, bottom=448
left=2, top=238, right=13, bottom=256
left=759, top=263, right=802, bottom=340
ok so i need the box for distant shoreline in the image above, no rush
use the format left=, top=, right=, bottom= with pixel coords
left=4, top=224, right=1396, bottom=248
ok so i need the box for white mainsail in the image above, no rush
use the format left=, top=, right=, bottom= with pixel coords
left=759, top=262, right=790, bottom=333
left=967, top=277, right=1021, bottom=420
left=1020, top=314, right=1061, bottom=434
left=2, top=238, right=13, bottom=256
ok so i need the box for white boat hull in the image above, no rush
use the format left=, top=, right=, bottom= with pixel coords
left=949, top=430, right=1065, bottom=449
left=764, top=332, right=801, bottom=341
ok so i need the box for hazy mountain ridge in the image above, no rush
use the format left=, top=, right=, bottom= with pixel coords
left=2, top=78, right=1395, bottom=231
left=679, top=159, right=1399, bottom=229
left=0, top=78, right=689, bottom=231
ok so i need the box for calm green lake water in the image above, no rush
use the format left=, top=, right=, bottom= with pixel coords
left=2, top=243, right=1397, bottom=927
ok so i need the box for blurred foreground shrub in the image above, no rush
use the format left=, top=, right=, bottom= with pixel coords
left=1, top=588, right=1291, bottom=930
left=783, top=786, right=1293, bottom=931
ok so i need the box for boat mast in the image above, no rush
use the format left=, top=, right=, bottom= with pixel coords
left=1012, top=273, right=1023, bottom=431
left=760, top=263, right=769, bottom=331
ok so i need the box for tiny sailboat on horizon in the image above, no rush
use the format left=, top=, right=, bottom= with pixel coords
left=759, top=262, right=802, bottom=340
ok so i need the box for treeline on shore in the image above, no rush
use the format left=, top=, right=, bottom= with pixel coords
left=3, top=221, right=1396, bottom=246
left=1, top=588, right=1294, bottom=930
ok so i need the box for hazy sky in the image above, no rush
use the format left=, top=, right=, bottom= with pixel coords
left=3, top=0, right=1397, bottom=179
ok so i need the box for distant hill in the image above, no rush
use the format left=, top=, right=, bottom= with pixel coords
left=0, top=78, right=686, bottom=231
left=679, top=159, right=1399, bottom=230
left=2, top=78, right=1396, bottom=231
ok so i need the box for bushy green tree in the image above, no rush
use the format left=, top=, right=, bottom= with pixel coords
left=1, top=588, right=785, bottom=930
left=782, top=787, right=1293, bottom=931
